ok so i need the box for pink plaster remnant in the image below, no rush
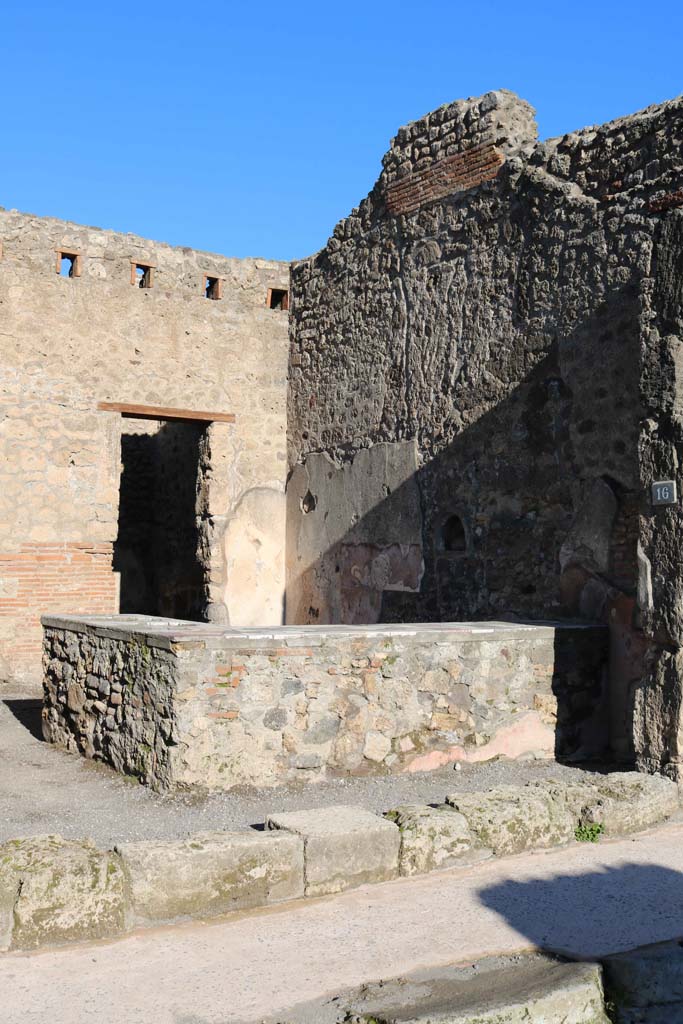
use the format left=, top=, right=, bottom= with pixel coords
left=404, top=712, right=554, bottom=773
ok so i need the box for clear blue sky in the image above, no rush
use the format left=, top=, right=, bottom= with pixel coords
left=2, top=1, right=681, bottom=262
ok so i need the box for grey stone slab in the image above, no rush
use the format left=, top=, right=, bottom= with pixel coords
left=116, top=830, right=304, bottom=924
left=268, top=956, right=610, bottom=1024
left=580, top=772, right=680, bottom=835
left=0, top=834, right=128, bottom=950
left=603, top=939, right=683, bottom=1009
left=266, top=804, right=400, bottom=896
left=386, top=804, right=487, bottom=876
left=446, top=784, right=576, bottom=856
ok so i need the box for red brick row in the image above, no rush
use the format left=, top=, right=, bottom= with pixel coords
left=0, top=542, right=117, bottom=675
left=649, top=188, right=683, bottom=213
left=386, top=144, right=505, bottom=216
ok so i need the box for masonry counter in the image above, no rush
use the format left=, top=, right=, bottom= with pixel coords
left=41, top=615, right=607, bottom=791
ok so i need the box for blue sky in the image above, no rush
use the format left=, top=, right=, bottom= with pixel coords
left=2, top=1, right=681, bottom=262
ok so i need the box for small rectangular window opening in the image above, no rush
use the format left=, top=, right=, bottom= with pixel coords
left=131, top=262, right=154, bottom=289
left=205, top=276, right=223, bottom=300
left=56, top=251, right=81, bottom=278
left=267, top=288, right=289, bottom=311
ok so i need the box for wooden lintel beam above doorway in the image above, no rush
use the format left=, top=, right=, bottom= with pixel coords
left=97, top=402, right=236, bottom=424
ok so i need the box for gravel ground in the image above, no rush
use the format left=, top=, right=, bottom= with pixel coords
left=0, top=693, right=619, bottom=848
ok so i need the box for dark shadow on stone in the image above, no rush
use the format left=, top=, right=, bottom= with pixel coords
left=4, top=698, right=44, bottom=741
left=477, top=863, right=683, bottom=960
left=287, top=285, right=650, bottom=766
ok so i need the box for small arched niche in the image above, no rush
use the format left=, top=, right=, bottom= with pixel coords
left=439, top=513, right=467, bottom=555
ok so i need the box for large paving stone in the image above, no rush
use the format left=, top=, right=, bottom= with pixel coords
left=603, top=939, right=683, bottom=1010
left=0, top=834, right=127, bottom=950
left=446, top=784, right=576, bottom=857
left=272, top=956, right=610, bottom=1023
left=386, top=804, right=486, bottom=876
left=580, top=772, right=680, bottom=835
left=266, top=805, right=400, bottom=897
left=116, top=830, right=304, bottom=924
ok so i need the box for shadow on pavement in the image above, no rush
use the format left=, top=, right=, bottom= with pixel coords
left=478, top=862, right=683, bottom=959
left=4, top=698, right=44, bottom=741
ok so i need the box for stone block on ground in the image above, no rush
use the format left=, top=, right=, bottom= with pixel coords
left=446, top=784, right=576, bottom=856
left=0, top=834, right=127, bottom=950
left=579, top=772, right=680, bottom=835
left=280, top=956, right=610, bottom=1024
left=266, top=804, right=400, bottom=897
left=115, top=830, right=304, bottom=924
left=386, top=804, right=486, bottom=876
left=603, top=939, right=683, bottom=1011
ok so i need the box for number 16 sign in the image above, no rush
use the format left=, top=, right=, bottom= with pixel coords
left=652, top=480, right=678, bottom=506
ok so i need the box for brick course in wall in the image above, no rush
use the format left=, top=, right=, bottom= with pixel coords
left=385, top=143, right=504, bottom=216
left=0, top=544, right=117, bottom=678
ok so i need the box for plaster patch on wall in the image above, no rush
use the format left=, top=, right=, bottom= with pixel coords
left=223, top=487, right=285, bottom=627
left=286, top=441, right=423, bottom=624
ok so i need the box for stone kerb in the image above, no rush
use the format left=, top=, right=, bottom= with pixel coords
left=266, top=805, right=400, bottom=896
left=116, top=831, right=304, bottom=925
left=41, top=614, right=608, bottom=792
left=0, top=772, right=679, bottom=953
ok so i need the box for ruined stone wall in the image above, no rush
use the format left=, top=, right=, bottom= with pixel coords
left=287, top=90, right=683, bottom=769
left=0, top=209, right=290, bottom=685
left=42, top=615, right=607, bottom=790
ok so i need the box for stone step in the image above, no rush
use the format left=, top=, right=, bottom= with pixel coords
left=603, top=939, right=683, bottom=1021
left=273, top=955, right=610, bottom=1024
left=618, top=1006, right=683, bottom=1023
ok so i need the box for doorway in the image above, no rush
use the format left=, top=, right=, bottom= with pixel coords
left=113, top=417, right=210, bottom=621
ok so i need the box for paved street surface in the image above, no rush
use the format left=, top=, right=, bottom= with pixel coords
left=3, top=823, right=683, bottom=1024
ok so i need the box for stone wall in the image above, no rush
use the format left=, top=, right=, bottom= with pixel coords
left=0, top=209, right=290, bottom=685
left=42, top=614, right=607, bottom=790
left=287, top=90, right=683, bottom=773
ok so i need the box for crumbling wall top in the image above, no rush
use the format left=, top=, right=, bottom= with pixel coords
left=380, top=89, right=538, bottom=187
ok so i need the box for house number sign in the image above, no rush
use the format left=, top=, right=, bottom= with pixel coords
left=651, top=480, right=678, bottom=506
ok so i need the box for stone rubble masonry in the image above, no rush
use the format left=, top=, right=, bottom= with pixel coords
left=0, top=207, right=290, bottom=686
left=649, top=187, right=683, bottom=213
left=41, top=615, right=608, bottom=791
left=0, top=770, right=677, bottom=953
left=266, top=805, right=400, bottom=896
left=286, top=87, right=683, bottom=779
left=116, top=831, right=304, bottom=925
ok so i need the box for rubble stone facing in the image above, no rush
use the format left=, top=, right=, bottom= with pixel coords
left=0, top=770, right=678, bottom=952
left=42, top=615, right=607, bottom=791
left=266, top=805, right=400, bottom=897
left=0, top=835, right=127, bottom=950
left=116, top=831, right=304, bottom=925
left=286, top=88, right=683, bottom=779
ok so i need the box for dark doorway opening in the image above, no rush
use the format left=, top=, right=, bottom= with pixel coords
left=113, top=418, right=210, bottom=621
